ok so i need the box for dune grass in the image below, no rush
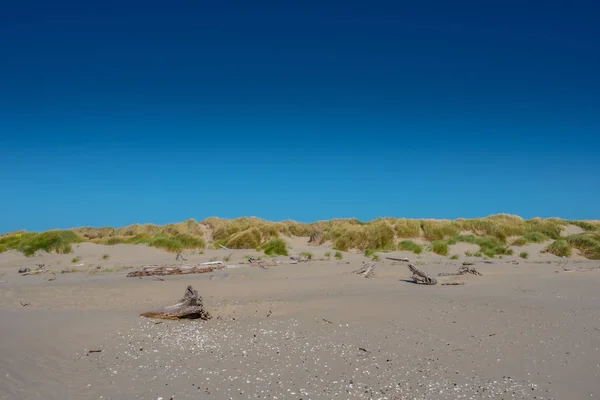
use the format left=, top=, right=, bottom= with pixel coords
left=259, top=238, right=289, bottom=256
left=565, top=232, right=600, bottom=259
left=450, top=234, right=513, bottom=257
left=431, top=240, right=449, bottom=256
left=511, top=232, right=549, bottom=246
left=398, top=240, right=423, bottom=254
left=394, top=219, right=421, bottom=238
left=519, top=252, right=529, bottom=259
left=334, top=251, right=343, bottom=260
left=0, top=230, right=83, bottom=256
left=300, top=251, right=313, bottom=260
left=544, top=240, right=572, bottom=257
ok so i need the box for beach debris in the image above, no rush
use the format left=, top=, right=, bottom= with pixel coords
left=353, top=262, right=376, bottom=278
left=20, top=301, right=30, bottom=307
left=441, top=282, right=466, bottom=286
left=438, top=266, right=482, bottom=277
left=18, top=267, right=31, bottom=274
left=141, top=285, right=211, bottom=320
left=21, top=269, right=49, bottom=276
left=386, top=257, right=410, bottom=263
left=462, top=261, right=475, bottom=266
left=407, top=264, right=437, bottom=285
left=321, top=318, right=333, bottom=324
left=88, top=349, right=102, bottom=353
left=48, top=273, right=57, bottom=281
left=175, top=252, right=187, bottom=261
left=218, top=244, right=230, bottom=250
left=126, top=263, right=224, bottom=277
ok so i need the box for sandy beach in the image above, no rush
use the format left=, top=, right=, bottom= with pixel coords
left=1, top=238, right=599, bottom=400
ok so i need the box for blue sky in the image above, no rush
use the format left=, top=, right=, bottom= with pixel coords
left=1, top=0, right=599, bottom=232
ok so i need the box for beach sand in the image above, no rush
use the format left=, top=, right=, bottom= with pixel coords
left=1, top=242, right=599, bottom=399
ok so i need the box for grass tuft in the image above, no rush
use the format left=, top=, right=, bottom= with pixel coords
left=431, top=240, right=449, bottom=256
left=398, top=240, right=423, bottom=254
left=544, top=240, right=572, bottom=257
left=334, top=251, right=343, bottom=260
left=565, top=232, right=600, bottom=259
left=519, top=252, right=529, bottom=259
left=71, top=256, right=82, bottom=263
left=259, top=239, right=289, bottom=256
left=300, top=251, right=313, bottom=260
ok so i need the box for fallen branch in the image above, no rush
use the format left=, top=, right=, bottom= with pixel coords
left=88, top=349, right=102, bottom=353
left=141, top=285, right=211, bottom=320
left=127, top=263, right=224, bottom=277
left=407, top=264, right=437, bottom=285
left=21, top=269, right=49, bottom=276
left=386, top=257, right=410, bottom=263
left=20, top=301, right=30, bottom=307
left=219, top=244, right=230, bottom=250
left=442, top=282, right=466, bottom=286
left=439, top=266, right=482, bottom=277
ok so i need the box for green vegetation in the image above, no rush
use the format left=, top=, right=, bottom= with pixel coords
left=450, top=254, right=459, bottom=260
left=398, top=240, right=423, bottom=254
left=259, top=239, right=289, bottom=256
left=512, top=232, right=549, bottom=246
left=519, top=252, right=529, bottom=259
left=431, top=240, right=449, bottom=256
left=565, top=232, right=600, bottom=259
left=450, top=235, right=513, bottom=258
left=3, top=216, right=600, bottom=260
left=394, top=219, right=421, bottom=238
left=0, top=230, right=82, bottom=256
left=300, top=251, right=313, bottom=260
left=324, top=251, right=331, bottom=258
left=71, top=256, right=82, bottom=263
left=334, top=251, right=343, bottom=260
left=102, top=254, right=110, bottom=260
left=544, top=240, right=572, bottom=257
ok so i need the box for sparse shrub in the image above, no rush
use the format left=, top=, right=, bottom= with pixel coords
left=334, top=251, right=343, bottom=260
left=450, top=254, right=459, bottom=260
left=300, top=251, right=313, bottom=260
left=398, top=240, right=423, bottom=254
left=364, top=248, right=377, bottom=258
left=324, top=251, right=331, bottom=258
left=71, top=256, right=82, bottom=263
left=223, top=254, right=231, bottom=262
left=431, top=240, right=449, bottom=256
left=465, top=251, right=474, bottom=257
left=260, top=239, right=289, bottom=256
left=474, top=252, right=483, bottom=257
left=102, top=254, right=110, bottom=260
left=0, top=230, right=83, bottom=256
left=519, top=252, right=529, bottom=259
left=371, top=254, right=380, bottom=261
left=544, top=240, right=572, bottom=257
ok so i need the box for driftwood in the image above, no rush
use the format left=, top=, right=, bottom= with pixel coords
left=127, top=263, right=224, bottom=278
left=386, top=257, right=410, bottom=263
left=442, top=282, right=466, bottom=286
left=141, top=285, right=211, bottom=320
left=438, top=266, right=482, bottom=277
left=21, top=269, right=49, bottom=276
left=353, top=262, right=376, bottom=278
left=18, top=267, right=31, bottom=274
left=462, top=261, right=475, bottom=266
left=175, top=252, right=186, bottom=261
left=408, top=264, right=437, bottom=285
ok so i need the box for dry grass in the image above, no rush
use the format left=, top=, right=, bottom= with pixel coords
left=544, top=240, right=572, bottom=257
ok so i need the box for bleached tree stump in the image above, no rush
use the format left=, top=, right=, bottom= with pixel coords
left=141, top=285, right=211, bottom=320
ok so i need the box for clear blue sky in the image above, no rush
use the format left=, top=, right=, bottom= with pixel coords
left=1, top=0, right=599, bottom=232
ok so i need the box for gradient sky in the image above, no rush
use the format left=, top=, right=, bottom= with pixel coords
left=1, top=0, right=599, bottom=232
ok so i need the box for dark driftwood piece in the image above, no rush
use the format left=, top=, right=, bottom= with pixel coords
left=386, top=257, right=410, bottom=263
left=141, top=285, right=211, bottom=320
left=353, top=262, right=376, bottom=278
left=127, top=264, right=223, bottom=277
left=408, top=264, right=437, bottom=285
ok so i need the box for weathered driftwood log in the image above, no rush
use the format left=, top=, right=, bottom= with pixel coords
left=462, top=261, right=475, bottom=266
left=408, top=264, right=437, bottom=285
left=353, top=262, right=376, bottom=278
left=141, top=285, right=211, bottom=320
left=438, top=266, right=482, bottom=277
left=127, top=263, right=224, bottom=278
left=175, top=252, right=186, bottom=261
left=386, top=257, right=410, bottom=263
